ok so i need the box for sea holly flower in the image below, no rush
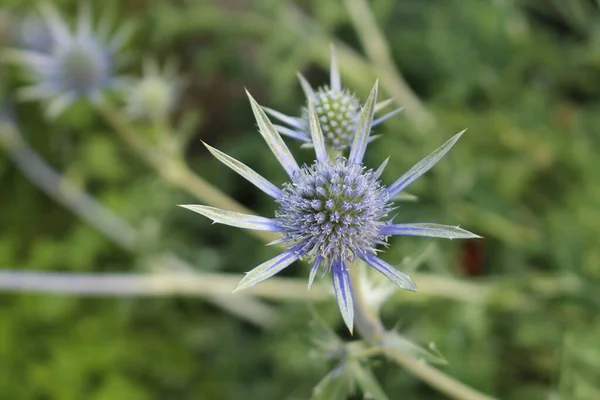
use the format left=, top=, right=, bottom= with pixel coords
left=123, top=58, right=182, bottom=121
left=181, top=82, right=479, bottom=333
left=11, top=13, right=54, bottom=53
left=262, top=47, right=402, bottom=150
left=2, top=3, right=131, bottom=118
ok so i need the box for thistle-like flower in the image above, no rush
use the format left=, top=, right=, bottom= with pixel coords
left=11, top=13, right=54, bottom=53
left=181, top=82, right=479, bottom=332
left=263, top=47, right=402, bottom=150
left=2, top=3, right=131, bottom=118
left=122, top=58, right=181, bottom=121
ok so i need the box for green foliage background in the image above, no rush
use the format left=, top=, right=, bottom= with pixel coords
left=1, top=0, right=600, bottom=399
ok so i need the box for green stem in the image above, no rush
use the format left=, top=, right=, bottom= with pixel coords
left=342, top=0, right=435, bottom=131
left=95, top=99, right=279, bottom=244
left=0, top=118, right=274, bottom=328
left=348, top=262, right=384, bottom=342
left=347, top=263, right=497, bottom=400
left=385, top=349, right=496, bottom=400
left=0, top=269, right=323, bottom=302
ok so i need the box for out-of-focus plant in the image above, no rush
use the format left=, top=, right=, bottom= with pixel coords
left=1, top=0, right=599, bottom=399
left=2, top=3, right=132, bottom=118
left=122, top=58, right=182, bottom=123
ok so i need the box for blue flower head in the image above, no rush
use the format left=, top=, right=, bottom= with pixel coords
left=181, top=82, right=479, bottom=332
left=2, top=3, right=132, bottom=118
left=262, top=46, right=402, bottom=150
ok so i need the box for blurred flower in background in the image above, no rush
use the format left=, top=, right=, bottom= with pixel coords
left=122, top=58, right=182, bottom=122
left=2, top=3, right=132, bottom=118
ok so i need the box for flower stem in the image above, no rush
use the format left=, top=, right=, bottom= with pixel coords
left=0, top=119, right=136, bottom=251
left=0, top=118, right=275, bottom=327
left=385, top=349, right=497, bottom=400
left=95, top=99, right=279, bottom=244
left=348, top=262, right=497, bottom=400
left=348, top=262, right=384, bottom=341
left=342, top=0, right=435, bottom=131
left=0, top=269, right=325, bottom=301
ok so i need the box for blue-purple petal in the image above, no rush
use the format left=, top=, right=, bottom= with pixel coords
left=380, top=223, right=481, bottom=239
left=262, top=106, right=304, bottom=129
left=247, top=91, right=300, bottom=178
left=307, top=100, right=328, bottom=163
left=348, top=81, right=378, bottom=165
left=360, top=253, right=417, bottom=291
left=372, top=107, right=404, bottom=127
left=234, top=246, right=304, bottom=292
left=179, top=205, right=283, bottom=232
left=307, top=256, right=324, bottom=290
left=273, top=125, right=310, bottom=142
left=386, top=130, right=465, bottom=198
left=204, top=142, right=282, bottom=199
left=332, top=260, right=354, bottom=333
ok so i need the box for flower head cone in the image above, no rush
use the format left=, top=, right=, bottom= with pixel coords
left=181, top=82, right=479, bottom=333
left=262, top=46, right=403, bottom=150
left=2, top=3, right=132, bottom=118
left=122, top=58, right=182, bottom=121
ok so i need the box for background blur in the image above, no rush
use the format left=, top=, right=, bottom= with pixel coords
left=1, top=0, right=600, bottom=399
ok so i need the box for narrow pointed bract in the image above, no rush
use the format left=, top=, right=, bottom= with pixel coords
left=307, top=100, right=328, bottom=163
left=234, top=247, right=303, bottom=292
left=332, top=260, right=354, bottom=333
left=348, top=81, right=378, bottom=165
left=204, top=142, right=282, bottom=199
left=272, top=124, right=310, bottom=142
left=263, top=106, right=304, bottom=129
left=297, top=72, right=316, bottom=101
left=330, top=44, right=342, bottom=92
left=178, top=205, right=282, bottom=232
left=182, top=87, right=475, bottom=332
left=372, top=107, right=404, bottom=127
left=308, top=256, right=324, bottom=290
left=246, top=91, right=300, bottom=178
left=374, top=98, right=394, bottom=113
left=386, top=130, right=466, bottom=198
left=380, top=223, right=480, bottom=239
left=360, top=253, right=417, bottom=291
left=375, top=157, right=390, bottom=179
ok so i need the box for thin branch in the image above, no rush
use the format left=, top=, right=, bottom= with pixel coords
left=281, top=4, right=433, bottom=131
left=342, top=0, right=435, bottom=131
left=0, top=120, right=137, bottom=251
left=348, top=264, right=497, bottom=400
left=0, top=269, right=328, bottom=301
left=0, top=261, right=583, bottom=311
left=0, top=118, right=275, bottom=327
left=386, top=349, right=497, bottom=400
left=95, top=99, right=280, bottom=244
